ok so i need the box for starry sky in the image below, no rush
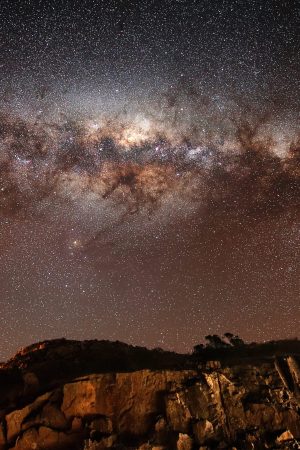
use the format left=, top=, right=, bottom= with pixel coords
left=0, top=0, right=299, bottom=360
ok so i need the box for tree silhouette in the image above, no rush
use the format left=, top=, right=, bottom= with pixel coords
left=205, top=334, right=229, bottom=349
left=193, top=343, right=204, bottom=354
left=193, top=333, right=245, bottom=355
left=224, top=332, right=245, bottom=347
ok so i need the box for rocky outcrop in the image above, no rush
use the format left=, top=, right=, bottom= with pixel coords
left=0, top=340, right=300, bottom=449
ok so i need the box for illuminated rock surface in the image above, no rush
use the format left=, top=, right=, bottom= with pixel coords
left=1, top=339, right=300, bottom=449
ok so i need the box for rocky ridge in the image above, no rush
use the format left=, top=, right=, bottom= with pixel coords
left=0, top=339, right=300, bottom=449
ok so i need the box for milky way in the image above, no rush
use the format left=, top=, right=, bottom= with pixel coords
left=0, top=0, right=299, bottom=359
left=1, top=95, right=299, bottom=219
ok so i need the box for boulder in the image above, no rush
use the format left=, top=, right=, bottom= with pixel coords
left=276, top=429, right=294, bottom=443
left=165, top=393, right=192, bottom=433
left=6, top=392, right=51, bottom=442
left=154, top=417, right=169, bottom=444
left=177, top=433, right=193, bottom=450
left=40, top=403, right=68, bottom=430
left=84, top=434, right=117, bottom=449
left=11, top=426, right=82, bottom=450
left=90, top=416, right=113, bottom=434
left=71, top=417, right=83, bottom=432
left=193, top=419, right=214, bottom=444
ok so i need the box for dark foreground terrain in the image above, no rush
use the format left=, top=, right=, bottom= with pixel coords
left=1, top=338, right=300, bottom=449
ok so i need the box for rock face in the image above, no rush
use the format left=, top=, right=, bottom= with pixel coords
left=0, top=340, right=300, bottom=449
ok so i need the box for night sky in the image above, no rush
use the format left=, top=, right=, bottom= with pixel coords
left=0, top=0, right=299, bottom=360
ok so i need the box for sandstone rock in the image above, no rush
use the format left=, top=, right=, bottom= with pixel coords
left=166, top=392, right=192, bottom=432
left=6, top=392, right=52, bottom=442
left=177, top=433, right=193, bottom=450
left=85, top=434, right=117, bottom=449
left=12, top=426, right=82, bottom=450
left=41, top=403, right=68, bottom=430
left=155, top=417, right=167, bottom=433
left=138, top=446, right=166, bottom=450
left=12, top=427, right=39, bottom=450
left=206, top=361, right=221, bottom=370
left=282, top=408, right=300, bottom=438
left=204, top=372, right=245, bottom=440
left=137, top=444, right=152, bottom=450
left=62, top=370, right=196, bottom=436
left=90, top=417, right=113, bottom=434
left=17, top=402, right=68, bottom=435
left=98, top=435, right=117, bottom=449
left=154, top=417, right=169, bottom=444
left=244, top=401, right=300, bottom=439
left=62, top=377, right=100, bottom=418
left=276, top=429, right=294, bottom=442
left=193, top=419, right=214, bottom=444
left=2, top=340, right=300, bottom=450
left=286, top=357, right=300, bottom=386
left=36, top=426, right=61, bottom=448
left=71, top=416, right=83, bottom=431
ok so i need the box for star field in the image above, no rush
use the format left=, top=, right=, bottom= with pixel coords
left=0, top=0, right=299, bottom=360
